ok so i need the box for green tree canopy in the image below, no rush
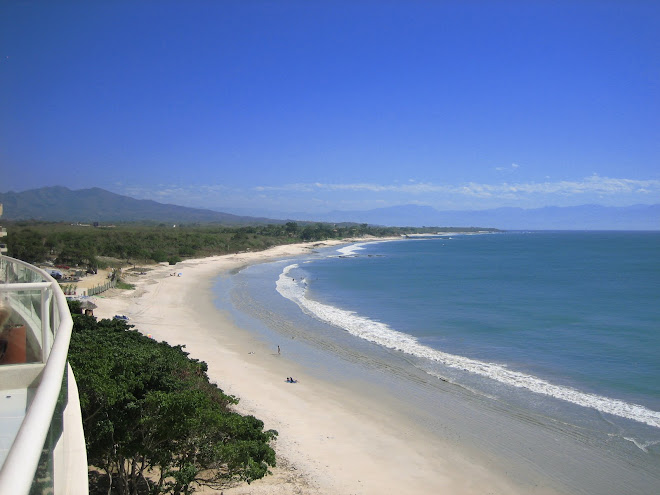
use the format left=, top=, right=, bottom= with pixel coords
left=5, top=221, right=500, bottom=265
left=68, top=311, right=277, bottom=495
left=6, top=228, right=47, bottom=262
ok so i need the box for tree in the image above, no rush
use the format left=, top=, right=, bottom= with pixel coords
left=7, top=228, right=48, bottom=262
left=68, top=312, right=277, bottom=494
left=150, top=249, right=168, bottom=263
left=284, top=222, right=299, bottom=236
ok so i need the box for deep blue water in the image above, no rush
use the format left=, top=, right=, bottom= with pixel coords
left=295, top=233, right=660, bottom=412
left=274, top=232, right=660, bottom=429
left=217, top=231, right=660, bottom=492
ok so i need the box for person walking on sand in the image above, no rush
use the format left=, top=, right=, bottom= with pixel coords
left=277, top=345, right=281, bottom=355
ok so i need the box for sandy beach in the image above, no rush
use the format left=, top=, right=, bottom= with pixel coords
left=88, top=240, right=557, bottom=495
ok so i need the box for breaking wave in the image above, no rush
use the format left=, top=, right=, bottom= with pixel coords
left=276, top=263, right=660, bottom=429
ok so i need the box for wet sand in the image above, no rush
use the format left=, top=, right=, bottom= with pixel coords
left=90, top=240, right=555, bottom=495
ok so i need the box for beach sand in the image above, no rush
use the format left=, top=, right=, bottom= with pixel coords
left=89, top=240, right=557, bottom=495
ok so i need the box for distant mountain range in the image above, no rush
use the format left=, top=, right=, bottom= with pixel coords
left=303, top=203, right=660, bottom=230
left=1, top=186, right=658, bottom=230
left=0, top=186, right=280, bottom=225
left=216, top=203, right=660, bottom=230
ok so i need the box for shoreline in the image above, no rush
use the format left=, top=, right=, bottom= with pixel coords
left=90, top=238, right=552, bottom=495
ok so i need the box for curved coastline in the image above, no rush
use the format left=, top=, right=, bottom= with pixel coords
left=89, top=238, right=660, bottom=494
left=276, top=262, right=660, bottom=429
left=90, top=238, right=544, bottom=495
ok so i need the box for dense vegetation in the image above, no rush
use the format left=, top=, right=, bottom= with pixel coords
left=3, top=221, right=491, bottom=266
left=68, top=302, right=277, bottom=495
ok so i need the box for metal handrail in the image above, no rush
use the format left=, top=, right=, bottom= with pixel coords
left=0, top=256, right=74, bottom=494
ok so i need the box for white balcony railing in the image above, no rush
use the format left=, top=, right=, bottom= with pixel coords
left=0, top=255, right=88, bottom=494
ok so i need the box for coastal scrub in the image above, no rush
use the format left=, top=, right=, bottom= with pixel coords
left=67, top=309, right=277, bottom=495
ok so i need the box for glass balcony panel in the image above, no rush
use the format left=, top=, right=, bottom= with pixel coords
left=1, top=259, right=45, bottom=284
left=0, top=256, right=84, bottom=495
left=28, top=371, right=67, bottom=495
left=1, top=290, right=46, bottom=365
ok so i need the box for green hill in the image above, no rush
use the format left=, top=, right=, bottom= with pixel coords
left=0, top=186, right=281, bottom=225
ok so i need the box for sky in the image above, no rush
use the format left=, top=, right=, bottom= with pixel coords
left=1, top=0, right=659, bottom=216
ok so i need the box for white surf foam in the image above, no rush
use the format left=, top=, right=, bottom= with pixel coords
left=336, top=244, right=365, bottom=256
left=623, top=437, right=660, bottom=453
left=276, top=264, right=660, bottom=429
left=336, top=240, right=393, bottom=257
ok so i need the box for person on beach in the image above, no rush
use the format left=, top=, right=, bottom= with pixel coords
left=277, top=345, right=280, bottom=354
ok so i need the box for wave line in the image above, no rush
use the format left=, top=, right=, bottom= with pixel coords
left=276, top=263, right=660, bottom=429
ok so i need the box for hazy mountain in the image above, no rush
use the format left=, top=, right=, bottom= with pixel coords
left=306, top=204, right=660, bottom=230
left=0, top=186, right=282, bottom=225
left=1, top=187, right=657, bottom=229
left=220, top=203, right=659, bottom=230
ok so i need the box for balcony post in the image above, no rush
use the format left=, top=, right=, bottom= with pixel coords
left=41, top=286, right=52, bottom=362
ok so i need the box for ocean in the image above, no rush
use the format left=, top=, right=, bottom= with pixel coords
left=214, top=231, right=660, bottom=494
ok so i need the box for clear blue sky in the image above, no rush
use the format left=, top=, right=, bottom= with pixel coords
left=1, top=0, right=659, bottom=214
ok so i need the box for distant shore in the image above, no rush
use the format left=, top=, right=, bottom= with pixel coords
left=90, top=238, right=549, bottom=495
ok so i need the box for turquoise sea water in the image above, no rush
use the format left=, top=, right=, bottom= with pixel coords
left=216, top=231, right=660, bottom=493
